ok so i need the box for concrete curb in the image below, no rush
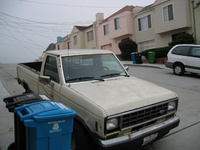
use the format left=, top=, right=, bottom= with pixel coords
left=121, top=61, right=165, bottom=69
left=123, top=63, right=163, bottom=69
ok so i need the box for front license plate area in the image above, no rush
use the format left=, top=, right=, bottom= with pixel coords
left=142, top=133, right=158, bottom=146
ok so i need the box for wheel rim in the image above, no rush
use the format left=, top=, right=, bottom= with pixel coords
left=175, top=66, right=182, bottom=74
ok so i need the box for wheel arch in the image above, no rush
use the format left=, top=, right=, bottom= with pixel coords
left=21, top=80, right=31, bottom=92
left=173, top=61, right=185, bottom=70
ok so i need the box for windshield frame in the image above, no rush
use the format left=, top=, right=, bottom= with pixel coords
left=61, top=53, right=129, bottom=83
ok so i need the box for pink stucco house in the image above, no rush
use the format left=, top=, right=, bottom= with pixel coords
left=96, top=6, right=143, bottom=55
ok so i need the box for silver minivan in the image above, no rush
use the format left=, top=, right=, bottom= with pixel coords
left=165, top=44, right=200, bottom=75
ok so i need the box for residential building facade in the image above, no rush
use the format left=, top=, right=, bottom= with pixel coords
left=54, top=0, right=199, bottom=55
left=55, top=24, right=97, bottom=50
left=135, top=0, right=192, bottom=52
left=56, top=35, right=70, bottom=50
left=96, top=6, right=143, bottom=55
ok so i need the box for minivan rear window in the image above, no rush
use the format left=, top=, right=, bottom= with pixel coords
left=191, top=47, right=200, bottom=57
left=172, top=46, right=190, bottom=56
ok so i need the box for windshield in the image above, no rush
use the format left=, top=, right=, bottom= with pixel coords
left=61, top=53, right=128, bottom=83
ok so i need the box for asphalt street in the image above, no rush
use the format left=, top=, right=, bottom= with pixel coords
left=0, top=62, right=200, bottom=150
left=127, top=64, right=200, bottom=150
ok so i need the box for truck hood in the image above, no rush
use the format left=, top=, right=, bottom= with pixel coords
left=70, top=76, right=177, bottom=116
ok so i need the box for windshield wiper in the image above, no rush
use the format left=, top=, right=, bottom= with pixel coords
left=66, top=77, right=104, bottom=82
left=101, top=73, right=130, bottom=78
left=66, top=77, right=94, bottom=82
left=101, top=73, right=121, bottom=77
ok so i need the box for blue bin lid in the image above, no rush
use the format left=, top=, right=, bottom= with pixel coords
left=15, top=101, right=76, bottom=122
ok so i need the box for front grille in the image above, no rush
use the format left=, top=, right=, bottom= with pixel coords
left=121, top=103, right=168, bottom=129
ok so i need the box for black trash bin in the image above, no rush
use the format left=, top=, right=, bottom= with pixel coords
left=3, top=93, right=50, bottom=150
left=136, top=53, right=143, bottom=64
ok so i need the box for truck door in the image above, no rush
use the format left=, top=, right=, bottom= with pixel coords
left=187, top=46, right=200, bottom=74
left=39, top=56, right=61, bottom=101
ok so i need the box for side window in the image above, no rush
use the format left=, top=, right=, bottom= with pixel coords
left=172, top=46, right=190, bottom=56
left=191, top=47, right=200, bottom=57
left=44, top=56, right=59, bottom=83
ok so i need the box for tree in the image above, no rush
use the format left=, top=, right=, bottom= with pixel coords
left=118, top=39, right=138, bottom=60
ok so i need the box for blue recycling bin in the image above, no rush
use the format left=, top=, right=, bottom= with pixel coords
left=15, top=101, right=76, bottom=150
left=131, top=52, right=143, bottom=64
left=131, top=52, right=138, bottom=64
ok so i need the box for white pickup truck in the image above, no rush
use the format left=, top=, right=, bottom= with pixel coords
left=17, top=49, right=180, bottom=149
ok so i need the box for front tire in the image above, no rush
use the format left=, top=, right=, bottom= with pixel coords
left=73, top=120, right=96, bottom=150
left=173, top=64, right=185, bottom=75
left=7, top=142, right=15, bottom=150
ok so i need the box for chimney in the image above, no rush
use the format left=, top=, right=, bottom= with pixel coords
left=96, top=13, right=104, bottom=22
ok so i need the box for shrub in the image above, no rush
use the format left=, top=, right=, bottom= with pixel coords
left=168, top=32, right=194, bottom=47
left=141, top=46, right=172, bottom=59
left=118, top=39, right=138, bottom=60
left=140, top=33, right=194, bottom=60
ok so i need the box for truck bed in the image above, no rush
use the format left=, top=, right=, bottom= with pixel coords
left=18, top=62, right=42, bottom=75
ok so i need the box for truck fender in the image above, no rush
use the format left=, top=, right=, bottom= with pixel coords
left=20, top=79, right=31, bottom=93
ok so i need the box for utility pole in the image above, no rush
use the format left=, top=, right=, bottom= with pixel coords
left=191, top=0, right=200, bottom=44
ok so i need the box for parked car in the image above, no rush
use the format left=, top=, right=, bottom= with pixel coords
left=165, top=44, right=200, bottom=75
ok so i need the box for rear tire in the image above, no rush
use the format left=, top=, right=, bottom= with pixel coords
left=173, top=64, right=185, bottom=75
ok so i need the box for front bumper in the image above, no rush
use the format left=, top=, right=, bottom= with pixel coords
left=99, top=116, right=180, bottom=148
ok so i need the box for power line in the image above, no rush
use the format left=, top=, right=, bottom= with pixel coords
left=0, top=18, right=41, bottom=57
left=0, top=11, right=93, bottom=25
left=19, top=0, right=120, bottom=9
left=0, top=11, right=94, bottom=38
left=0, top=15, right=44, bottom=48
left=0, top=32, right=44, bottom=48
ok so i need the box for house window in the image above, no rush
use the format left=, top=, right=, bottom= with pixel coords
left=67, top=42, right=71, bottom=49
left=73, top=35, right=77, bottom=45
left=57, top=44, right=60, bottom=50
left=87, top=30, right=94, bottom=42
left=103, top=24, right=109, bottom=35
left=114, top=18, right=120, bottom=30
left=163, top=4, right=174, bottom=22
left=138, top=15, right=151, bottom=31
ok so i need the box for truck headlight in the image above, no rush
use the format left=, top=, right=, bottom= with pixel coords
left=168, top=101, right=176, bottom=111
left=106, top=118, right=119, bottom=131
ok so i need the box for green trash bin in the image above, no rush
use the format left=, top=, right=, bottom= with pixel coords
left=148, top=52, right=155, bottom=63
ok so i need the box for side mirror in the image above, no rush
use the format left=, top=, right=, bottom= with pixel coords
left=39, top=75, right=51, bottom=84
left=124, top=66, right=129, bottom=72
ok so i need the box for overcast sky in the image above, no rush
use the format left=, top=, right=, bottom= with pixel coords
left=0, top=0, right=155, bottom=63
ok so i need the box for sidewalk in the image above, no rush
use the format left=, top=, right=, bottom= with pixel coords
left=121, top=61, right=166, bottom=69
left=0, top=81, right=14, bottom=150
left=0, top=64, right=23, bottom=150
